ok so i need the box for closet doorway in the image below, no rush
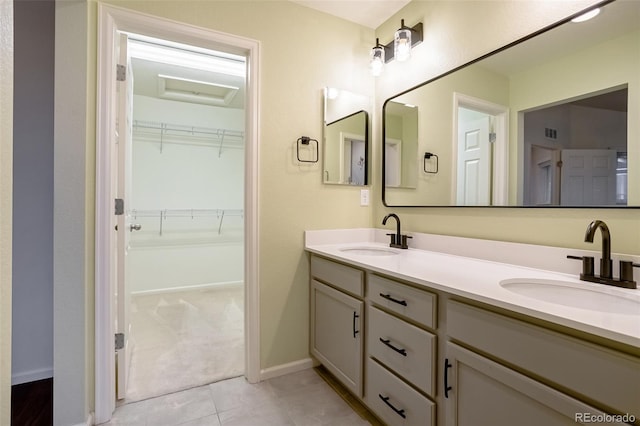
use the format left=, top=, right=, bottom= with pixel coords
left=121, top=34, right=247, bottom=402
left=95, top=5, right=260, bottom=422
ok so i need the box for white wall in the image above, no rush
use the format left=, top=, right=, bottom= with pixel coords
left=129, top=95, right=244, bottom=293
left=54, top=1, right=92, bottom=424
left=12, top=0, right=54, bottom=385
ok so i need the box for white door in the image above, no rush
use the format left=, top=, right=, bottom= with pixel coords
left=385, top=139, right=402, bottom=187
left=115, top=32, right=136, bottom=400
left=529, top=145, right=560, bottom=205
left=342, top=137, right=365, bottom=185
left=457, top=117, right=491, bottom=205
left=560, top=149, right=617, bottom=206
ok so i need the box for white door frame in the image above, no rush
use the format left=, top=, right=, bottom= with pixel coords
left=95, top=4, right=260, bottom=423
left=452, top=92, right=509, bottom=205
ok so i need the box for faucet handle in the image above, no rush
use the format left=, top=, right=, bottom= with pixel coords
left=386, top=233, right=397, bottom=246
left=567, top=255, right=595, bottom=277
left=619, top=261, right=640, bottom=285
left=400, top=235, right=413, bottom=249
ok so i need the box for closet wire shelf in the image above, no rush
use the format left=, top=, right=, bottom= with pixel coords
left=131, top=208, right=244, bottom=235
left=133, top=120, right=245, bottom=156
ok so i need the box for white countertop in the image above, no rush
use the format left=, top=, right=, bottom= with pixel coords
left=305, top=229, right=640, bottom=349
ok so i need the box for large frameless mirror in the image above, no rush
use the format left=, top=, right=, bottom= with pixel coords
left=383, top=0, right=639, bottom=207
left=324, top=88, right=370, bottom=186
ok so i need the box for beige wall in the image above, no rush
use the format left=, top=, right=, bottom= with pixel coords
left=51, top=0, right=640, bottom=421
left=0, top=1, right=13, bottom=423
left=375, top=0, right=640, bottom=256
left=96, top=0, right=375, bottom=373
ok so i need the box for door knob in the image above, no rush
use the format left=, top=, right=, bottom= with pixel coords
left=129, top=223, right=142, bottom=232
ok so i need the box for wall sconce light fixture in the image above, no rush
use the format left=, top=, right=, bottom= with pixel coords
left=369, top=38, right=385, bottom=77
left=370, top=19, right=423, bottom=76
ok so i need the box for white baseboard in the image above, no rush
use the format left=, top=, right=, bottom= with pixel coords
left=131, top=280, right=243, bottom=296
left=71, top=412, right=94, bottom=426
left=11, top=367, right=53, bottom=386
left=259, top=357, right=315, bottom=381
left=71, top=413, right=94, bottom=426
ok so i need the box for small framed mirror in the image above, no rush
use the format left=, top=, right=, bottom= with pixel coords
left=323, top=88, right=370, bottom=186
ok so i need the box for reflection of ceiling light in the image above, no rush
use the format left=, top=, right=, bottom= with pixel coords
left=326, top=87, right=340, bottom=100
left=404, top=104, right=416, bottom=108
left=571, top=8, right=600, bottom=23
left=128, top=38, right=246, bottom=77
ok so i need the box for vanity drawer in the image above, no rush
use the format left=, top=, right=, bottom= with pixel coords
left=365, top=358, right=435, bottom=426
left=447, top=300, right=640, bottom=420
left=368, top=274, right=436, bottom=329
left=311, top=255, right=364, bottom=297
left=368, top=306, right=435, bottom=396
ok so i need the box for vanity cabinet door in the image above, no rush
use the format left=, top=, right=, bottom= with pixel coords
left=444, top=342, right=629, bottom=426
left=310, top=279, right=363, bottom=397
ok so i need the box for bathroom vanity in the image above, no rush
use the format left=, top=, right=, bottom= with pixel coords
left=306, top=229, right=640, bottom=426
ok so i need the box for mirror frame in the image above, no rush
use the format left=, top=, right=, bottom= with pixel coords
left=382, top=0, right=637, bottom=208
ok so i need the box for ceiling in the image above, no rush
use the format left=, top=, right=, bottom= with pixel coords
left=129, top=1, right=407, bottom=109
left=290, top=0, right=411, bottom=29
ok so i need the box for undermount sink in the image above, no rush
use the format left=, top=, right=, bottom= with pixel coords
left=339, top=247, right=399, bottom=256
left=500, top=278, right=640, bottom=315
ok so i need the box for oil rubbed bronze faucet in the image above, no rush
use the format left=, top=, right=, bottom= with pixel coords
left=382, top=213, right=412, bottom=249
left=568, top=220, right=638, bottom=289
left=585, top=219, right=612, bottom=279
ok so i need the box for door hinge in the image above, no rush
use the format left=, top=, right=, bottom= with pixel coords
left=115, top=198, right=124, bottom=216
left=115, top=333, right=125, bottom=350
left=116, top=64, right=126, bottom=82
left=489, top=132, right=497, bottom=143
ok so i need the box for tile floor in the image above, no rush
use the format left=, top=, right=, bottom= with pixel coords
left=125, top=285, right=245, bottom=402
left=103, top=368, right=376, bottom=426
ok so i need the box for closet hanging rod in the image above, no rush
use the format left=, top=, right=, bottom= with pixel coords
left=131, top=208, right=244, bottom=219
left=131, top=208, right=243, bottom=236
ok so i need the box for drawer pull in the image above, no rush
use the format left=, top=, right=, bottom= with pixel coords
left=379, top=338, right=407, bottom=356
left=352, top=312, right=360, bottom=338
left=444, top=358, right=452, bottom=398
left=379, top=293, right=408, bottom=306
left=378, top=394, right=406, bottom=419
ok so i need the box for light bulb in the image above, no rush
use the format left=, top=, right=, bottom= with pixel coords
left=394, top=26, right=412, bottom=62
left=370, top=40, right=385, bottom=76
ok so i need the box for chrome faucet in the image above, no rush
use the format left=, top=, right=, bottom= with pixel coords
left=568, top=220, right=638, bottom=289
left=382, top=213, right=411, bottom=249
left=584, top=219, right=612, bottom=279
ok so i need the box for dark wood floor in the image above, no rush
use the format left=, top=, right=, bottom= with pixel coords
left=11, top=378, right=53, bottom=426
